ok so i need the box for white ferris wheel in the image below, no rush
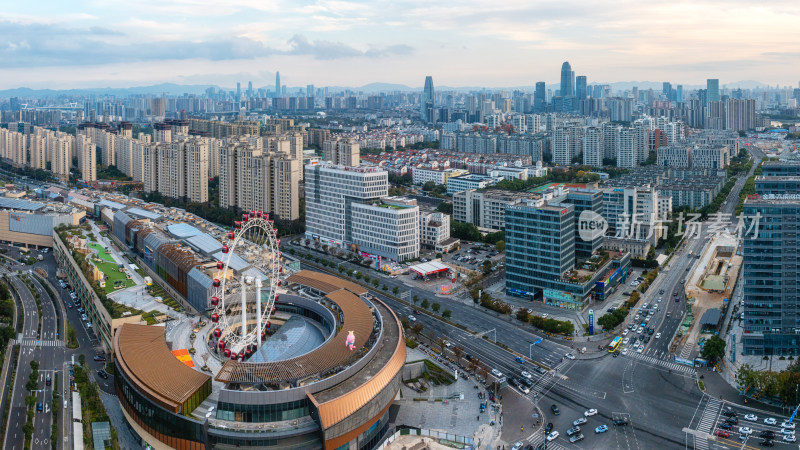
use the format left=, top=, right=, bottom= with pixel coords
left=209, top=210, right=283, bottom=360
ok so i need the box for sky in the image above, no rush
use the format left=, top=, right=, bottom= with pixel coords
left=1, top=0, right=799, bottom=90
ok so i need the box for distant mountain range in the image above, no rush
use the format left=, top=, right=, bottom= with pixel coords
left=0, top=80, right=773, bottom=98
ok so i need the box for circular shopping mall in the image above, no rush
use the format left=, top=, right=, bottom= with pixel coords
left=113, top=270, right=405, bottom=450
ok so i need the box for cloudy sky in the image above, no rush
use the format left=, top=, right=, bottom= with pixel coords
left=1, top=0, right=799, bottom=90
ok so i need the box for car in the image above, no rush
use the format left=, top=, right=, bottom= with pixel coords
left=719, top=423, right=733, bottom=430
left=511, top=442, right=524, bottom=450
left=595, top=425, right=609, bottom=434
left=722, top=410, right=737, bottom=417
left=566, top=426, right=581, bottom=436
left=613, top=418, right=629, bottom=426
left=573, top=417, right=588, bottom=426
left=37, top=402, right=43, bottom=412
left=515, top=356, right=524, bottom=363
left=637, top=327, right=644, bottom=334
left=633, top=341, right=640, bottom=349
left=716, top=430, right=730, bottom=438
left=726, top=416, right=738, bottom=424
left=546, top=431, right=559, bottom=442
left=584, top=409, right=598, bottom=417
left=551, top=404, right=560, bottom=415
left=760, top=431, right=777, bottom=439
left=408, top=315, right=416, bottom=322
left=622, top=348, right=628, bottom=355
left=764, top=418, right=777, bottom=425
left=655, top=333, right=661, bottom=339
left=491, top=369, right=503, bottom=378
left=565, top=353, right=575, bottom=360
left=634, top=315, right=640, bottom=321
left=637, top=346, right=644, bottom=353
left=760, top=439, right=774, bottom=447
left=740, top=427, right=753, bottom=435
left=534, top=366, right=547, bottom=374
left=569, top=434, right=585, bottom=443
left=413, top=310, right=421, bottom=315
left=623, top=337, right=630, bottom=345
left=542, top=314, right=549, bottom=319
left=784, top=435, right=797, bottom=443
left=97, top=370, right=109, bottom=379
left=521, top=371, right=532, bottom=379
left=519, top=385, right=530, bottom=394
left=781, top=422, right=795, bottom=430
left=545, top=422, right=553, bottom=433
left=657, top=297, right=662, bottom=302
left=745, top=414, right=758, bottom=421
left=623, top=329, right=629, bottom=336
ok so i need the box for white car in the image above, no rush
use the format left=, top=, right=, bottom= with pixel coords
left=785, top=435, right=797, bottom=443
left=634, top=315, right=640, bottom=321
left=491, top=369, right=503, bottom=378
left=655, top=333, right=661, bottom=339
left=565, top=353, right=575, bottom=360
left=408, top=315, right=416, bottom=322
left=622, top=348, right=628, bottom=355
left=642, top=303, right=648, bottom=309
left=511, top=442, right=523, bottom=450
left=546, top=431, right=559, bottom=442
left=782, top=428, right=795, bottom=435
left=744, top=414, right=758, bottom=421
left=782, top=422, right=796, bottom=430
left=637, top=327, right=644, bottom=334
left=739, top=427, right=753, bottom=435
left=633, top=341, right=640, bottom=349
left=623, top=337, right=630, bottom=345
left=657, top=297, right=662, bottom=302
left=765, top=417, right=777, bottom=425
left=623, top=329, right=629, bottom=336
left=584, top=409, right=598, bottom=417
left=637, top=346, right=644, bottom=353
left=542, top=314, right=549, bottom=319
left=521, top=371, right=532, bottom=379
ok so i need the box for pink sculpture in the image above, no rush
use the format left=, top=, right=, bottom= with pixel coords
left=345, top=330, right=356, bottom=351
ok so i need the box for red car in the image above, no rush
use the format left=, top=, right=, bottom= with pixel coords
left=715, top=430, right=730, bottom=438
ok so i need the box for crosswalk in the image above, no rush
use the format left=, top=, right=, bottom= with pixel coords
left=679, top=340, right=694, bottom=359
left=624, top=351, right=695, bottom=374
left=19, top=338, right=64, bottom=347
left=526, top=432, right=568, bottom=450
left=694, top=397, right=722, bottom=450
left=524, top=360, right=570, bottom=402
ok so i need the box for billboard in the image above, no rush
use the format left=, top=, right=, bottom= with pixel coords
left=543, top=289, right=575, bottom=302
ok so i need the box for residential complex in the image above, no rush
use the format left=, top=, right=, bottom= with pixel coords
left=323, top=137, right=361, bottom=166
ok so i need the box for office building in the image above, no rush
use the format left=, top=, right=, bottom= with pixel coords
left=446, top=174, right=499, bottom=195
left=707, top=79, right=720, bottom=102
left=421, top=76, right=435, bottom=122
left=351, top=196, right=419, bottom=261
left=534, top=82, right=546, bottom=112
left=560, top=62, right=575, bottom=98
left=576, top=76, right=587, bottom=100
left=419, top=212, right=458, bottom=253
left=453, top=189, right=540, bottom=231
left=505, top=193, right=631, bottom=309
left=275, top=71, right=281, bottom=97
left=412, top=167, right=467, bottom=186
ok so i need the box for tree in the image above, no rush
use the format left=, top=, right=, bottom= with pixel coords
left=421, top=298, right=430, bottom=309
left=516, top=308, right=529, bottom=322
left=422, top=181, right=436, bottom=192
left=482, top=260, right=494, bottom=274
left=701, top=335, right=726, bottom=364
left=453, top=345, right=464, bottom=363
left=78, top=354, right=86, bottom=366
left=432, top=302, right=441, bottom=312
left=372, top=278, right=379, bottom=287
left=437, top=337, right=447, bottom=355
left=442, top=309, right=452, bottom=319
left=392, top=286, right=399, bottom=295
left=412, top=295, right=419, bottom=304
left=435, top=202, right=453, bottom=214
left=411, top=323, right=424, bottom=338
left=495, top=240, right=506, bottom=253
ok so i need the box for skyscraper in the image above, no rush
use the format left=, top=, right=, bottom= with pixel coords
left=275, top=72, right=281, bottom=98
left=560, top=62, right=574, bottom=98
left=575, top=76, right=587, bottom=99
left=707, top=78, right=720, bottom=102
left=676, top=85, right=683, bottom=103
left=662, top=82, right=671, bottom=98
left=421, top=76, right=435, bottom=122
left=534, top=82, right=546, bottom=112
left=236, top=82, right=241, bottom=99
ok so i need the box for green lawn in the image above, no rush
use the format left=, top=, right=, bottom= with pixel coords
left=93, top=259, right=135, bottom=294
left=88, top=243, right=115, bottom=263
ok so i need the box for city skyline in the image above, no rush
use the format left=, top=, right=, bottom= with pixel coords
left=1, top=1, right=799, bottom=90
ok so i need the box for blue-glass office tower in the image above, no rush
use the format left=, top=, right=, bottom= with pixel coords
left=742, top=160, right=800, bottom=355
left=421, top=76, right=435, bottom=122
left=707, top=78, right=720, bottom=102
left=576, top=76, right=587, bottom=100
left=560, top=62, right=574, bottom=98
left=534, top=82, right=546, bottom=112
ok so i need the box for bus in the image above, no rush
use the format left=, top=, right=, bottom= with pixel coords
left=608, top=336, right=622, bottom=353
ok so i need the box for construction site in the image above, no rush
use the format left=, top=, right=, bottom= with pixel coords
left=672, top=231, right=742, bottom=362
